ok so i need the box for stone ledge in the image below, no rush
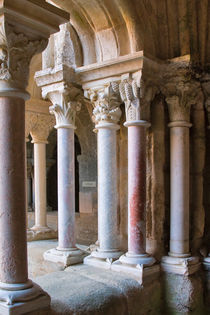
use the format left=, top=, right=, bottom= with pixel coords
left=29, top=264, right=162, bottom=315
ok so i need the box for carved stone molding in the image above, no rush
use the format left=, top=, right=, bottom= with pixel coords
left=30, top=114, right=55, bottom=143
left=86, top=83, right=121, bottom=126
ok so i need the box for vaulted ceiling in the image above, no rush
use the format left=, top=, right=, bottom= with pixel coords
left=48, top=0, right=209, bottom=68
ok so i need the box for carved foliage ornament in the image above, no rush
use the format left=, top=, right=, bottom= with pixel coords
left=0, top=21, right=47, bottom=89
left=165, top=80, right=200, bottom=122
left=119, top=77, right=155, bottom=122
left=30, top=114, right=55, bottom=143
left=49, top=90, right=81, bottom=128
left=88, top=83, right=122, bottom=125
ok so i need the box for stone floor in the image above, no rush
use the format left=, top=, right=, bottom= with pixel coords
left=28, top=240, right=162, bottom=315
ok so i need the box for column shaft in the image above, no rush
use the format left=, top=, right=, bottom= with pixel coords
left=128, top=126, right=146, bottom=255
left=34, top=143, right=47, bottom=228
left=169, top=125, right=190, bottom=256
left=57, top=127, right=75, bottom=249
left=0, top=97, right=28, bottom=283
left=98, top=126, right=118, bottom=251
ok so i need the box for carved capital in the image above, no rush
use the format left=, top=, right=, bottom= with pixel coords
left=165, top=80, right=201, bottom=122
left=25, top=112, right=38, bottom=141
left=87, top=83, right=121, bottom=126
left=48, top=85, right=82, bottom=129
left=119, top=74, right=156, bottom=122
left=0, top=22, right=47, bottom=91
left=30, top=114, right=55, bottom=144
left=0, top=0, right=69, bottom=93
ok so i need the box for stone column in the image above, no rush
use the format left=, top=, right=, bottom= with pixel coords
left=0, top=1, right=69, bottom=313
left=43, top=86, right=85, bottom=266
left=30, top=115, right=55, bottom=235
left=84, top=83, right=123, bottom=269
left=201, top=74, right=210, bottom=271
left=162, top=88, right=200, bottom=275
left=112, top=78, right=157, bottom=281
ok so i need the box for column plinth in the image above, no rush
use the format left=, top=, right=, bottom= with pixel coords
left=112, top=120, right=158, bottom=282
left=161, top=121, right=200, bottom=275
left=84, top=121, right=123, bottom=269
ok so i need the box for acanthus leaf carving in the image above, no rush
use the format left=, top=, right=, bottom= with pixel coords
left=164, top=80, right=201, bottom=122
left=30, top=114, right=55, bottom=143
left=161, top=63, right=202, bottom=122
left=87, top=83, right=122, bottom=125
left=48, top=85, right=82, bottom=128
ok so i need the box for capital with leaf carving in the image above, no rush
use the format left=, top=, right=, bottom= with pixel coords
left=161, top=61, right=201, bottom=123
left=46, top=83, right=82, bottom=129
left=87, top=82, right=122, bottom=128
left=30, top=114, right=55, bottom=144
left=119, top=73, right=156, bottom=127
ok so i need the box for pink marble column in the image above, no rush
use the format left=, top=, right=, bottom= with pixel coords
left=118, top=121, right=155, bottom=266
left=0, top=97, right=28, bottom=284
left=0, top=95, right=50, bottom=311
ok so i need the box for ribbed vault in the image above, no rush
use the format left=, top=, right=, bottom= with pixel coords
left=48, top=0, right=210, bottom=67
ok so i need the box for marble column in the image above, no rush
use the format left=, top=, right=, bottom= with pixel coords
left=43, top=89, right=85, bottom=266
left=120, top=122, right=155, bottom=265
left=0, top=69, right=51, bottom=315
left=162, top=94, right=200, bottom=275
left=84, top=84, right=123, bottom=269
left=0, top=1, right=68, bottom=313
left=31, top=140, right=49, bottom=231
left=29, top=114, right=56, bottom=239
left=112, top=79, right=157, bottom=281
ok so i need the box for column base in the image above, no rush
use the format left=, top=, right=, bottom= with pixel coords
left=111, top=260, right=160, bottom=284
left=0, top=280, right=50, bottom=315
left=84, top=249, right=123, bottom=270
left=118, top=253, right=156, bottom=266
left=203, top=255, right=210, bottom=271
left=161, top=255, right=200, bottom=275
left=27, top=226, right=57, bottom=241
left=110, top=253, right=158, bottom=284
left=43, top=247, right=86, bottom=267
